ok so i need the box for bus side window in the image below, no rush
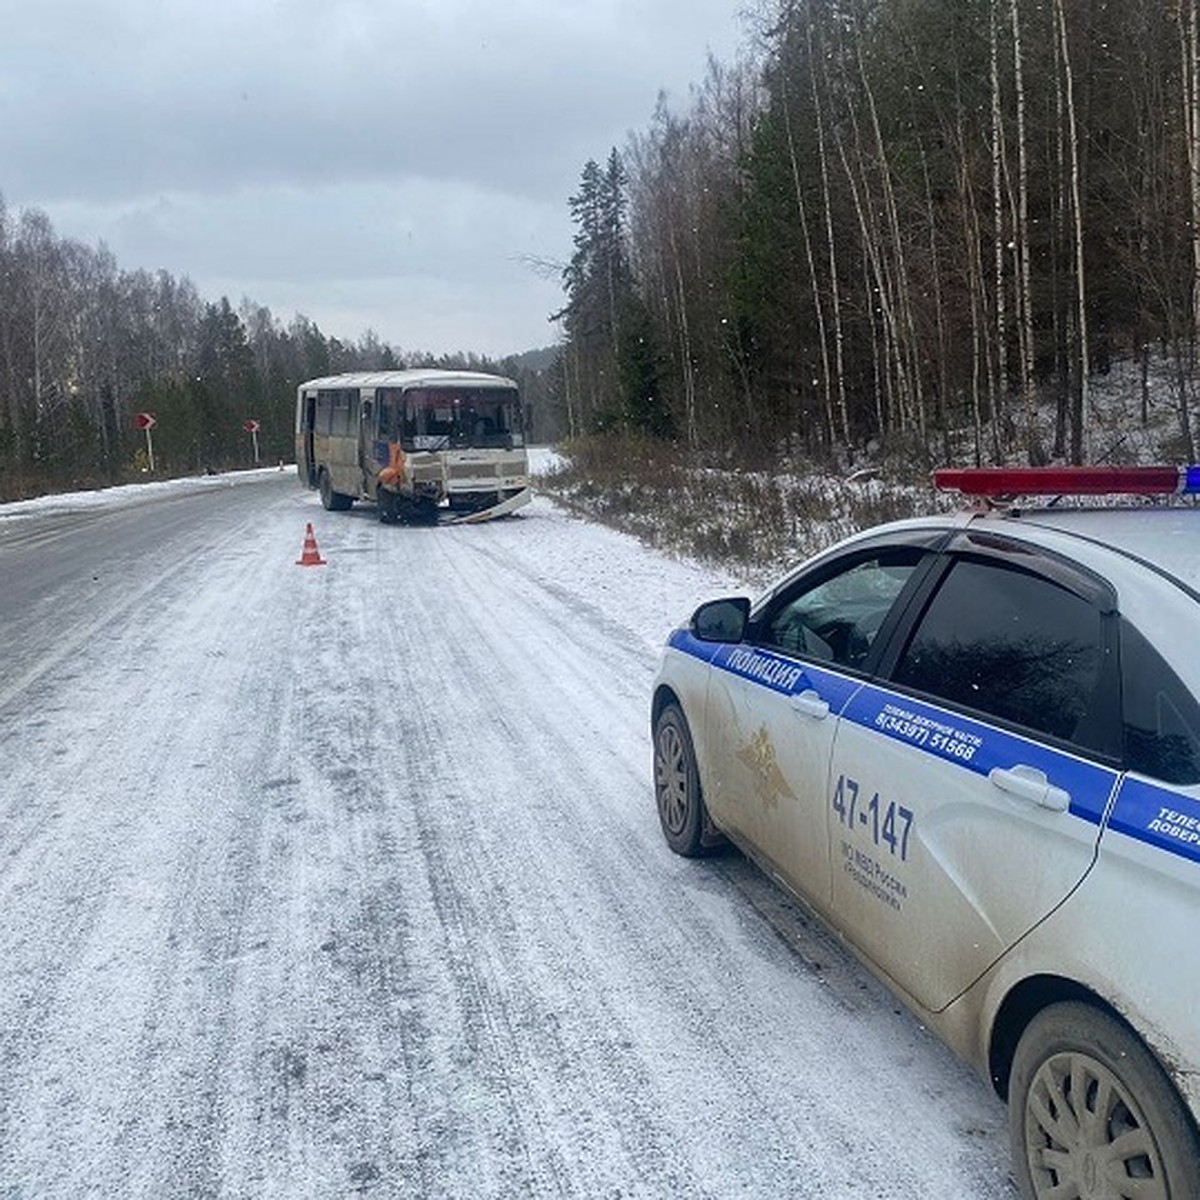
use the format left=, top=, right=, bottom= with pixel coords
left=330, top=392, right=354, bottom=437
left=318, top=393, right=334, bottom=434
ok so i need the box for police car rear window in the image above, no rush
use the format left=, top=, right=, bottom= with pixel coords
left=892, top=557, right=1108, bottom=751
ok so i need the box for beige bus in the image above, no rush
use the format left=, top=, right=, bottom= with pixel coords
left=295, top=369, right=531, bottom=523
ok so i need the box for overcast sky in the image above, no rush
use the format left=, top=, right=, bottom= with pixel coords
left=2, top=1, right=752, bottom=359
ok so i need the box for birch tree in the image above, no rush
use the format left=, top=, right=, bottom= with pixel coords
left=1177, top=0, right=1199, bottom=457
left=1009, top=0, right=1037, bottom=458
left=1055, top=0, right=1089, bottom=462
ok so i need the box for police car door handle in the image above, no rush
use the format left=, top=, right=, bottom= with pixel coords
left=988, top=765, right=1071, bottom=812
left=791, top=689, right=830, bottom=720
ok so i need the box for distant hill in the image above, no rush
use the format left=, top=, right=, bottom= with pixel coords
left=505, top=345, right=559, bottom=373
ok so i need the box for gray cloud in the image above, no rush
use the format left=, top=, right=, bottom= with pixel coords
left=2, top=0, right=748, bottom=356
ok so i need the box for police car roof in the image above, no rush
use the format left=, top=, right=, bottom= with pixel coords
left=927, top=465, right=1200, bottom=593
left=991, top=505, right=1200, bottom=592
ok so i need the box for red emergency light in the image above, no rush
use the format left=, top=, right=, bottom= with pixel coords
left=933, top=465, right=1200, bottom=497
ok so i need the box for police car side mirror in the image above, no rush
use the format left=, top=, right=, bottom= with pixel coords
left=691, top=597, right=750, bottom=643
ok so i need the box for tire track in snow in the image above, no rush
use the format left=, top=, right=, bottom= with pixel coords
left=372, top=527, right=867, bottom=1195
left=363, top=527, right=567, bottom=1198
left=418, top=532, right=829, bottom=1193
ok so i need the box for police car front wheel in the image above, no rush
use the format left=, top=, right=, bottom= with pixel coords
left=653, top=704, right=715, bottom=858
left=1009, top=1002, right=1200, bottom=1200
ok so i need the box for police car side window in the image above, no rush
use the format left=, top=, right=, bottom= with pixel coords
left=892, top=557, right=1107, bottom=749
left=761, top=550, right=921, bottom=669
left=1121, top=621, right=1200, bottom=785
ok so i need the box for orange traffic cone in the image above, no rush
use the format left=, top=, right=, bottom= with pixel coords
left=296, top=522, right=326, bottom=566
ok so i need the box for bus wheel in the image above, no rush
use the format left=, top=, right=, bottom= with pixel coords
left=397, top=497, right=439, bottom=525
left=319, top=470, right=352, bottom=512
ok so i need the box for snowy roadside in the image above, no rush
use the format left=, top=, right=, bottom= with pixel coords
left=0, top=464, right=293, bottom=520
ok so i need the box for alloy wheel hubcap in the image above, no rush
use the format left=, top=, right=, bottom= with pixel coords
left=655, top=725, right=688, bottom=834
left=1025, top=1050, right=1166, bottom=1199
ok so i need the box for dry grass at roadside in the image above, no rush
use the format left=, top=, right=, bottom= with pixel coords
left=533, top=362, right=1200, bottom=585
left=534, top=433, right=942, bottom=586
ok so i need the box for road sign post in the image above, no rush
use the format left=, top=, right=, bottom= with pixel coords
left=243, top=419, right=261, bottom=464
left=134, top=412, right=157, bottom=472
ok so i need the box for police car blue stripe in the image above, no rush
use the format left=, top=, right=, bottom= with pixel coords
left=667, top=627, right=724, bottom=664
left=670, top=632, right=864, bottom=713
left=667, top=633, right=1116, bottom=826
left=708, top=643, right=864, bottom=713
left=1108, top=777, right=1200, bottom=865
left=840, top=683, right=1117, bottom=826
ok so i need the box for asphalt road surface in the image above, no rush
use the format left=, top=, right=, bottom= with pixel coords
left=0, top=470, right=1016, bottom=1198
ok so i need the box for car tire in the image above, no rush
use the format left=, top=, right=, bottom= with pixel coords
left=1009, top=1001, right=1200, bottom=1200
left=653, top=703, right=717, bottom=858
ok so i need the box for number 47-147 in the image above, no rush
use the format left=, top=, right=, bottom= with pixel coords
left=832, top=774, right=914, bottom=861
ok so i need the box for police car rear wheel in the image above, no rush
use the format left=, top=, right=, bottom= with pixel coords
left=653, top=704, right=710, bottom=858
left=1010, top=1002, right=1200, bottom=1200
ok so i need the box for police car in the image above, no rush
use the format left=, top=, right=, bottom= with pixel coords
left=651, top=466, right=1200, bottom=1199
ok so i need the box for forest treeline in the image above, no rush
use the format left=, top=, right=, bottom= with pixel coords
left=549, top=0, right=1200, bottom=469
left=0, top=202, right=553, bottom=500
left=8, top=0, right=1200, bottom=501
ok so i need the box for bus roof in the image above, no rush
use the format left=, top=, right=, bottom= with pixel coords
left=298, top=369, right=517, bottom=392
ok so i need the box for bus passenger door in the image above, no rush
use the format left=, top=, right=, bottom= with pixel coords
left=300, top=393, right=317, bottom=486
left=358, top=397, right=378, bottom=490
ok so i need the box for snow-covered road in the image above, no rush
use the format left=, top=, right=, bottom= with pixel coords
left=0, top=467, right=1016, bottom=1197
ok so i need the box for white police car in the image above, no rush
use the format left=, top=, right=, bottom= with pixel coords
left=651, top=466, right=1200, bottom=1199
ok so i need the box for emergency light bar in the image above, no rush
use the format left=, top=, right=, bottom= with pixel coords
left=933, top=465, right=1200, bottom=497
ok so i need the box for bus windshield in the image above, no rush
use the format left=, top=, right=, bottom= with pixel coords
left=377, top=386, right=521, bottom=451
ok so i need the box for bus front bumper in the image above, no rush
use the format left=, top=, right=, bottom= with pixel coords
left=446, top=487, right=532, bottom=524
